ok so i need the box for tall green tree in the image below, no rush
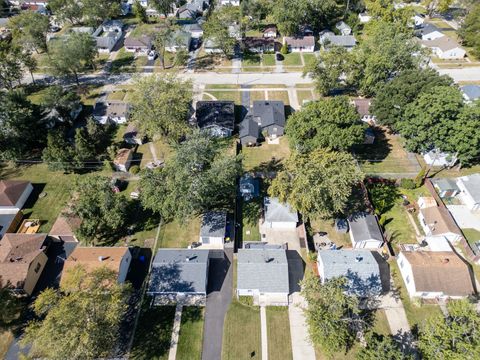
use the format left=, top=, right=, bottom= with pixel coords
left=74, top=127, right=96, bottom=167
left=286, top=96, right=366, bottom=153
left=398, top=85, right=464, bottom=154
left=357, top=333, right=412, bottom=360
left=139, top=130, right=242, bottom=221
left=458, top=3, right=480, bottom=58
left=424, top=0, right=454, bottom=16
left=269, top=149, right=364, bottom=219
left=41, top=85, right=82, bottom=125
left=0, top=281, right=23, bottom=327
left=7, top=11, right=50, bottom=53
left=364, top=0, right=414, bottom=26
left=452, top=102, right=480, bottom=166
left=151, top=22, right=178, bottom=70
left=133, top=0, right=148, bottom=23
left=0, top=42, right=24, bottom=90
left=48, top=0, right=83, bottom=24
left=203, top=7, right=239, bottom=57
left=48, top=32, right=97, bottom=85
left=42, top=130, right=75, bottom=172
left=150, top=0, right=177, bottom=16
left=301, top=276, right=361, bottom=357
left=21, top=267, right=131, bottom=359
left=418, top=299, right=480, bottom=359
left=371, top=68, right=453, bottom=130
left=70, top=176, right=128, bottom=243
left=129, top=75, right=192, bottom=141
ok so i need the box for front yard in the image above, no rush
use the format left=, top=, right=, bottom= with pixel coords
left=176, top=307, right=204, bottom=360
left=266, top=307, right=293, bottom=360
left=222, top=301, right=262, bottom=360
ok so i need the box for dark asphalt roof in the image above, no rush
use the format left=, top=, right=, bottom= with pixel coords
left=196, top=101, right=235, bottom=131
left=200, top=211, right=227, bottom=237
left=239, top=115, right=260, bottom=139
left=252, top=101, right=285, bottom=128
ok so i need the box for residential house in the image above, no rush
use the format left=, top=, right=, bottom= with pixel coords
left=182, top=23, right=204, bottom=38
left=351, top=98, right=376, bottom=124
left=263, top=197, right=298, bottom=229
left=124, top=123, right=145, bottom=145
left=420, top=36, right=466, bottom=60
left=417, top=196, right=437, bottom=210
left=283, top=36, right=315, bottom=52
left=165, top=29, right=191, bottom=52
left=239, top=115, right=260, bottom=146
left=62, top=246, right=132, bottom=284
left=335, top=21, right=352, bottom=36
left=239, top=175, right=260, bottom=201
left=243, top=37, right=276, bottom=53
left=220, top=0, right=240, bottom=6
left=113, top=148, right=133, bottom=172
left=418, top=205, right=462, bottom=243
left=124, top=35, right=152, bottom=54
left=412, top=13, right=425, bottom=28
left=397, top=250, right=475, bottom=299
left=320, top=34, right=356, bottom=51
left=147, top=249, right=210, bottom=305
left=456, top=174, right=480, bottom=211
left=317, top=249, right=388, bottom=297
left=93, top=20, right=123, bottom=53
left=203, top=39, right=223, bottom=54
left=263, top=25, right=277, bottom=38
left=252, top=100, right=286, bottom=139
left=358, top=12, right=372, bottom=23
left=418, top=24, right=444, bottom=40
left=176, top=2, right=201, bottom=19
left=195, top=101, right=235, bottom=138
left=93, top=101, right=130, bottom=124
left=0, top=181, right=33, bottom=237
left=461, top=85, right=480, bottom=103
left=199, top=211, right=227, bottom=248
left=237, top=248, right=289, bottom=305
left=422, top=149, right=457, bottom=167
left=432, top=178, right=459, bottom=198
left=348, top=213, right=384, bottom=249
left=0, top=233, right=49, bottom=295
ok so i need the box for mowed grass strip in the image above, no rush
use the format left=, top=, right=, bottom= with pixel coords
left=176, top=307, right=204, bottom=360
left=266, top=307, right=293, bottom=360
left=222, top=301, right=262, bottom=360
left=156, top=217, right=201, bottom=250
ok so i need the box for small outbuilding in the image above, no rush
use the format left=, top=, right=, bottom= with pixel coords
left=199, top=211, right=227, bottom=248
left=348, top=213, right=384, bottom=249
left=263, top=197, right=298, bottom=230
left=114, top=148, right=133, bottom=172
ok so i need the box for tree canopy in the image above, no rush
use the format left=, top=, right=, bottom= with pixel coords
left=417, top=299, right=480, bottom=359
left=458, top=3, right=480, bottom=58
left=286, top=96, right=366, bottom=153
left=268, top=149, right=364, bottom=219
left=356, top=333, right=412, bottom=360
left=7, top=11, right=50, bottom=53
left=0, top=41, right=24, bottom=90
left=129, top=75, right=192, bottom=141
left=371, top=68, right=453, bottom=131
left=21, top=266, right=131, bottom=359
left=203, top=7, right=239, bottom=57
left=48, top=0, right=122, bottom=26
left=139, top=130, right=242, bottom=221
left=70, top=175, right=128, bottom=243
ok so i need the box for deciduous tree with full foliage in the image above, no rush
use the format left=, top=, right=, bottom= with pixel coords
left=371, top=68, right=453, bottom=131
left=356, top=333, right=412, bottom=360
left=451, top=101, right=480, bottom=166
left=7, top=11, right=50, bottom=53
left=41, top=85, right=82, bottom=125
left=203, top=7, right=239, bottom=57
left=70, top=175, right=128, bottom=243
left=417, top=299, right=480, bottom=359
left=49, top=0, right=122, bottom=26
left=133, top=0, right=148, bottom=23
left=130, top=75, right=192, bottom=141
left=139, top=130, right=242, bottom=221
left=301, top=276, right=361, bottom=357
left=20, top=266, right=131, bottom=359
left=42, top=130, right=76, bottom=172
left=286, top=96, right=366, bottom=153
left=458, top=3, right=480, bottom=58
left=269, top=149, right=364, bottom=219
left=0, top=42, right=24, bottom=90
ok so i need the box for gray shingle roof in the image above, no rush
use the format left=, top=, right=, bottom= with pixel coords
left=458, top=174, right=480, bottom=203
left=348, top=213, right=383, bottom=243
left=237, top=249, right=289, bottom=293
left=239, top=115, right=260, bottom=139
left=420, top=23, right=442, bottom=36
left=264, top=197, right=298, bottom=223
left=461, top=85, right=480, bottom=101
left=148, top=249, right=209, bottom=294
left=252, top=101, right=285, bottom=128
left=196, top=101, right=235, bottom=132
left=200, top=211, right=227, bottom=237
left=323, top=35, right=356, bottom=47
left=433, top=178, right=459, bottom=192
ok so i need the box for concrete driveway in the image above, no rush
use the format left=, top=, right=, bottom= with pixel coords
left=202, top=249, right=233, bottom=360
left=447, top=205, right=480, bottom=231
left=259, top=225, right=302, bottom=252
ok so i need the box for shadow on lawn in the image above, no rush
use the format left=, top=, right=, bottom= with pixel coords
left=353, top=127, right=393, bottom=163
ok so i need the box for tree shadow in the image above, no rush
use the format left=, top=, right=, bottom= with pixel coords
left=352, top=127, right=393, bottom=163
left=181, top=306, right=203, bottom=324
left=250, top=158, right=283, bottom=179
left=110, top=54, right=136, bottom=74
left=365, top=180, right=400, bottom=215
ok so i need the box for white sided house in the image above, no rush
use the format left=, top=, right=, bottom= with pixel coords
left=397, top=251, right=475, bottom=300
left=418, top=205, right=462, bottom=244
left=237, top=248, right=289, bottom=306
left=419, top=24, right=444, bottom=41
left=0, top=181, right=33, bottom=237
left=348, top=213, right=384, bottom=249
left=199, top=211, right=227, bottom=249
left=456, top=174, right=480, bottom=211
left=263, top=197, right=298, bottom=229
left=421, top=36, right=466, bottom=60
left=283, top=36, right=315, bottom=52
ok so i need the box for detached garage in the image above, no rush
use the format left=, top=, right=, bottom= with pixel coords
left=236, top=248, right=289, bottom=306
left=263, top=197, right=298, bottom=229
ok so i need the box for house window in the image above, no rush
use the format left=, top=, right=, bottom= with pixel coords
left=400, top=260, right=404, bottom=268
left=405, top=275, right=410, bottom=284
left=34, top=263, right=41, bottom=274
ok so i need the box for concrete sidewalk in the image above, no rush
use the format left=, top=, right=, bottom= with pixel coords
left=260, top=306, right=268, bottom=360
left=168, top=304, right=183, bottom=360
left=288, top=293, right=316, bottom=360
left=380, top=293, right=410, bottom=335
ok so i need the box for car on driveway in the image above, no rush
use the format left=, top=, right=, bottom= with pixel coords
left=276, top=52, right=284, bottom=61
left=147, top=50, right=157, bottom=61
left=190, top=38, right=202, bottom=51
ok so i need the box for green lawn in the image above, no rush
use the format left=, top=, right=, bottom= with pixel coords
left=282, top=53, right=302, bottom=66
left=242, top=200, right=261, bottom=242
left=0, top=164, right=76, bottom=232
left=309, top=217, right=351, bottom=248
left=302, top=53, right=317, bottom=66
left=156, top=218, right=201, bottom=250
left=110, top=48, right=136, bottom=74
left=130, top=303, right=176, bottom=360
left=205, top=84, right=240, bottom=90
left=266, top=307, right=293, bottom=360
left=390, top=261, right=443, bottom=328
left=297, top=90, right=315, bottom=105
left=243, top=53, right=262, bottom=66
left=242, top=136, right=291, bottom=172
left=462, top=228, right=480, bottom=247
left=176, top=307, right=204, bottom=360
left=202, top=90, right=241, bottom=104
left=372, top=309, right=391, bottom=336
left=26, top=86, right=52, bottom=105
left=263, top=54, right=276, bottom=66
left=267, top=91, right=290, bottom=105
left=222, top=301, right=262, bottom=360
left=107, top=90, right=129, bottom=101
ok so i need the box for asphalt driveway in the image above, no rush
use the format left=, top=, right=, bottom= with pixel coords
left=202, top=249, right=233, bottom=360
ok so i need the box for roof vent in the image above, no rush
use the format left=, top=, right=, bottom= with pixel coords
left=355, top=255, right=363, bottom=263
left=264, top=255, right=273, bottom=263
left=98, top=256, right=107, bottom=262
left=442, top=258, right=450, bottom=264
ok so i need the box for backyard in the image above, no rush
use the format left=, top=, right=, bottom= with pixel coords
left=155, top=218, right=202, bottom=250
left=266, top=307, right=293, bottom=360
left=242, top=137, right=291, bottom=172
left=176, top=307, right=204, bottom=360
left=242, top=199, right=262, bottom=242
left=222, top=301, right=262, bottom=360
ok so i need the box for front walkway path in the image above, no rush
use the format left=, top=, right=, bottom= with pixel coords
left=168, top=304, right=183, bottom=360
left=380, top=293, right=410, bottom=335
left=289, top=293, right=316, bottom=360
left=287, top=86, right=300, bottom=111
left=260, top=306, right=268, bottom=360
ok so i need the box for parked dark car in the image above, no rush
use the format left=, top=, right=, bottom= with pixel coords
left=190, top=38, right=202, bottom=51
left=275, top=52, right=284, bottom=61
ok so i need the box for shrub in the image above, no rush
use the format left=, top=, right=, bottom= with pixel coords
left=130, top=165, right=140, bottom=174
left=414, top=166, right=426, bottom=188
left=400, top=178, right=416, bottom=189
left=280, top=43, right=288, bottom=54
left=238, top=296, right=254, bottom=307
